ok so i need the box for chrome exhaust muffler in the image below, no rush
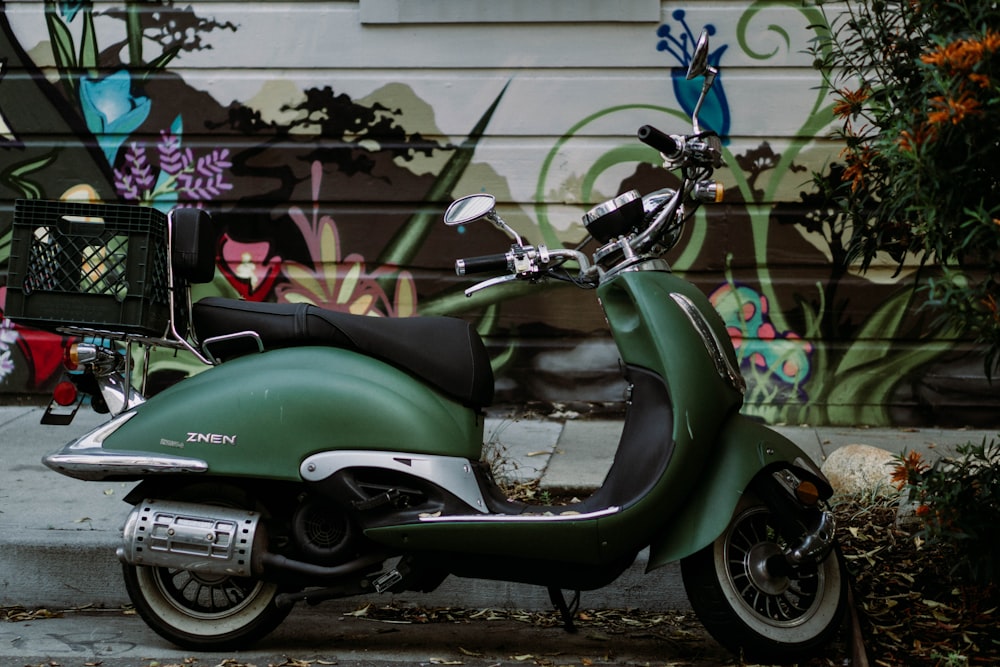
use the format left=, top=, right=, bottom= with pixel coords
left=118, top=499, right=266, bottom=577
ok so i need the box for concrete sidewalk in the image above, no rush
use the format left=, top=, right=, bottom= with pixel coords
left=1, top=403, right=996, bottom=611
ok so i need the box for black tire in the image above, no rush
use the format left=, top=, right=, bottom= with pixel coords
left=680, top=494, right=847, bottom=664
left=123, top=562, right=291, bottom=651
left=121, top=482, right=292, bottom=650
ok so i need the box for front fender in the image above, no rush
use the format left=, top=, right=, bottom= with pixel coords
left=647, top=414, right=827, bottom=569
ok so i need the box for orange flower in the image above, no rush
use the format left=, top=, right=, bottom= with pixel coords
left=840, top=145, right=879, bottom=192
left=969, top=73, right=991, bottom=89
left=915, top=504, right=931, bottom=517
left=921, top=30, right=1000, bottom=73
left=982, top=30, right=1000, bottom=52
left=892, top=450, right=929, bottom=490
left=927, top=92, right=982, bottom=125
left=898, top=123, right=937, bottom=152
left=833, top=87, right=870, bottom=119
left=984, top=294, right=999, bottom=323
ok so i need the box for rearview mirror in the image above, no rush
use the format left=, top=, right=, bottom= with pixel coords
left=686, top=30, right=711, bottom=81
left=444, top=194, right=497, bottom=226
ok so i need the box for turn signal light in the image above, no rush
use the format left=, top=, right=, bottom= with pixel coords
left=693, top=181, right=724, bottom=203
left=63, top=344, right=81, bottom=371
left=53, top=380, right=78, bottom=407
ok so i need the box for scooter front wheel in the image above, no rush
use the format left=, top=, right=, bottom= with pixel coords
left=680, top=494, right=847, bottom=663
left=123, top=562, right=291, bottom=650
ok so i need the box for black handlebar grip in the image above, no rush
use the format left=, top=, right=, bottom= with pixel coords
left=637, top=125, right=681, bottom=159
left=455, top=253, right=511, bottom=276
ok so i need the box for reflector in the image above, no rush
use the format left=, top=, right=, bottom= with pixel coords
left=53, top=380, right=78, bottom=407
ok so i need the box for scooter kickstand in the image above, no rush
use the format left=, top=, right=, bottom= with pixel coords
left=547, top=587, right=581, bottom=633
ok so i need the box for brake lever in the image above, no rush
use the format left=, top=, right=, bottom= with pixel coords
left=464, top=273, right=520, bottom=297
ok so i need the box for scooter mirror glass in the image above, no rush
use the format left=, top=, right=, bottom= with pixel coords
left=686, top=30, right=711, bottom=80
left=444, top=194, right=496, bottom=226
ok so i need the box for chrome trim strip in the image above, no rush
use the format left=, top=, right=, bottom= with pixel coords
left=669, top=292, right=746, bottom=394
left=63, top=410, right=139, bottom=450
left=417, top=505, right=621, bottom=523
left=43, top=450, right=208, bottom=481
left=43, top=410, right=208, bottom=480
left=301, top=450, right=489, bottom=513
left=583, top=189, right=641, bottom=225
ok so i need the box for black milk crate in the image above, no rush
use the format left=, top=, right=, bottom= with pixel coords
left=4, top=199, right=170, bottom=335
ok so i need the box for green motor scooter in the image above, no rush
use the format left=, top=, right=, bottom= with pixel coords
left=20, top=31, right=848, bottom=663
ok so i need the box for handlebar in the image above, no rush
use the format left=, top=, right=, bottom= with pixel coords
left=637, top=125, right=682, bottom=160
left=455, top=252, right=510, bottom=276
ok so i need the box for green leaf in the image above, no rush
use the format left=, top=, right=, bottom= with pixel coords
left=377, top=82, right=510, bottom=270
left=78, top=7, right=98, bottom=74
left=126, top=0, right=143, bottom=65
left=141, top=45, right=182, bottom=82
left=44, top=3, right=78, bottom=95
left=2, top=153, right=59, bottom=200
left=834, top=288, right=913, bottom=375
left=1, top=227, right=12, bottom=269
left=416, top=281, right=540, bottom=317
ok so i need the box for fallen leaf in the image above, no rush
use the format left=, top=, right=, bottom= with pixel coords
left=344, top=605, right=370, bottom=617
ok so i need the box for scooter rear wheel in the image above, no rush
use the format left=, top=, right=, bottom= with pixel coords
left=120, top=482, right=292, bottom=650
left=680, top=494, right=847, bottom=663
left=123, top=562, right=291, bottom=651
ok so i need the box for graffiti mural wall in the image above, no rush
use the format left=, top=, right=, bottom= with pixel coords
left=0, top=1, right=995, bottom=425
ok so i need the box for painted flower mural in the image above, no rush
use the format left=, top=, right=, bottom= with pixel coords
left=0, top=1, right=993, bottom=424
left=657, top=10, right=730, bottom=139
left=115, top=117, right=233, bottom=209
left=0, top=290, right=16, bottom=382
left=273, top=162, right=418, bottom=318
left=710, top=283, right=813, bottom=389
left=79, top=70, right=152, bottom=165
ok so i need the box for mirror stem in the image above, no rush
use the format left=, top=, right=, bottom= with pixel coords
left=486, top=211, right=526, bottom=247
left=690, top=67, right=717, bottom=135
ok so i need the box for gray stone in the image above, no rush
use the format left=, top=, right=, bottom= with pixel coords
left=821, top=444, right=899, bottom=497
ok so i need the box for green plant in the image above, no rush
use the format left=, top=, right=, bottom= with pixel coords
left=892, top=439, right=1000, bottom=586
left=811, top=0, right=1000, bottom=375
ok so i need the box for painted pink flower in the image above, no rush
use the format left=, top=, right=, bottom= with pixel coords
left=276, top=161, right=417, bottom=317
left=219, top=235, right=282, bottom=301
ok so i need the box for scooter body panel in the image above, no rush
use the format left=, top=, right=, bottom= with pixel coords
left=93, top=346, right=484, bottom=480
left=363, top=270, right=755, bottom=567
left=587, top=270, right=748, bottom=553
left=645, top=413, right=816, bottom=568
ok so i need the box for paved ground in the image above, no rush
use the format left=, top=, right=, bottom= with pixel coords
left=0, top=605, right=738, bottom=667
left=1, top=402, right=996, bottom=612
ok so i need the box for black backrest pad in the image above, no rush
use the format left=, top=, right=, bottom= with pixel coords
left=170, top=208, right=216, bottom=284
left=192, top=297, right=495, bottom=407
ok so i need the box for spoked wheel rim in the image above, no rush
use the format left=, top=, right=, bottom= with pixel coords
left=152, top=566, right=271, bottom=620
left=717, top=504, right=837, bottom=635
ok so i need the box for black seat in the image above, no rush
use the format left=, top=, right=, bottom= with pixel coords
left=192, top=297, right=495, bottom=408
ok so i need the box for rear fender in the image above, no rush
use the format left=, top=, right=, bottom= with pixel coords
left=647, top=415, right=830, bottom=569
left=48, top=347, right=484, bottom=482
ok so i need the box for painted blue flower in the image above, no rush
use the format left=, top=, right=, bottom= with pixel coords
left=657, top=10, right=731, bottom=140
left=79, top=70, right=152, bottom=165
left=58, top=1, right=91, bottom=22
